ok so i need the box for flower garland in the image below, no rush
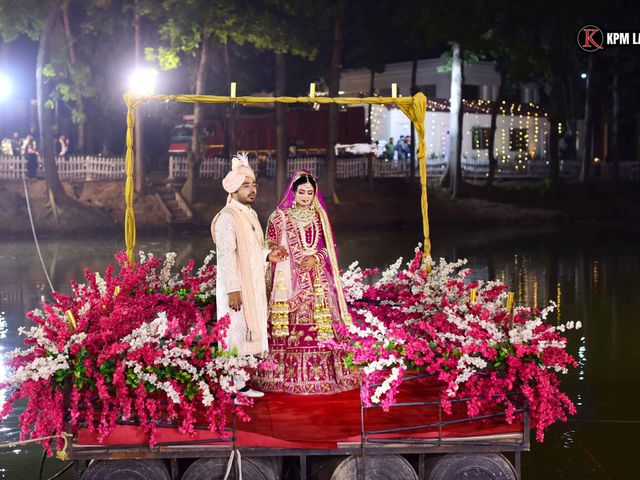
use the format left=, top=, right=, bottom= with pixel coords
left=333, top=246, right=578, bottom=442
left=0, top=251, right=262, bottom=454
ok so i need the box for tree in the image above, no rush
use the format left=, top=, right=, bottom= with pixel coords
left=400, top=0, right=489, bottom=198
left=59, top=0, right=91, bottom=153
left=0, top=0, right=68, bottom=204
left=36, top=0, right=66, bottom=203
left=446, top=43, right=464, bottom=198
left=146, top=1, right=224, bottom=203
left=225, top=0, right=320, bottom=198
left=149, top=0, right=318, bottom=202
left=579, top=55, right=595, bottom=185
left=324, top=0, right=348, bottom=203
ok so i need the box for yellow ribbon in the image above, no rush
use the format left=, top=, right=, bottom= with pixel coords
left=65, top=310, right=77, bottom=331
left=469, top=289, right=477, bottom=303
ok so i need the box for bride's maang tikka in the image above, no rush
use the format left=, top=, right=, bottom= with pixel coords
left=298, top=173, right=315, bottom=190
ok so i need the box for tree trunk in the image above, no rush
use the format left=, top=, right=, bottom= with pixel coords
left=610, top=50, right=620, bottom=185
left=487, top=61, right=505, bottom=188
left=37, top=0, right=65, bottom=201
left=181, top=27, right=212, bottom=204
left=133, top=0, right=144, bottom=193
left=448, top=42, right=464, bottom=198
left=548, top=112, right=560, bottom=186
left=567, top=74, right=577, bottom=161
left=275, top=52, right=287, bottom=199
left=367, top=68, right=375, bottom=190
left=409, top=58, right=417, bottom=183
left=546, top=70, right=564, bottom=189
left=325, top=0, right=348, bottom=203
left=224, top=41, right=236, bottom=157
left=61, top=0, right=85, bottom=153
left=580, top=55, right=595, bottom=184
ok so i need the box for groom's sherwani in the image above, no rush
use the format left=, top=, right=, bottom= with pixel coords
left=212, top=199, right=269, bottom=356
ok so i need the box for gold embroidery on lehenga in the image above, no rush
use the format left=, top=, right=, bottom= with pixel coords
left=254, top=205, right=358, bottom=395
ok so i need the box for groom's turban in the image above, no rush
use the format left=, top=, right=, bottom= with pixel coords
left=222, top=152, right=255, bottom=195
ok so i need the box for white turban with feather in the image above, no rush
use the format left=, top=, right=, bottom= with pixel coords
left=222, top=152, right=255, bottom=202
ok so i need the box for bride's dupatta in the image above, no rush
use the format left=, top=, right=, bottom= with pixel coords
left=271, top=170, right=352, bottom=327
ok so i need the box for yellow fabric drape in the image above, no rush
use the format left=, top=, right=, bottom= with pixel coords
left=397, top=94, right=431, bottom=271
left=123, top=92, right=431, bottom=267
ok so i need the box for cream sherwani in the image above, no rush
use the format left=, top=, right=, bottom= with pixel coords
left=213, top=199, right=269, bottom=356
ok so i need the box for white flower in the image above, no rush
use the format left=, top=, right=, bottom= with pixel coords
left=158, top=252, right=179, bottom=289
left=375, top=257, right=403, bottom=287
left=94, top=272, right=107, bottom=296
left=4, top=354, right=69, bottom=387
left=120, top=312, right=169, bottom=350
left=341, top=261, right=366, bottom=302
left=197, top=251, right=215, bottom=276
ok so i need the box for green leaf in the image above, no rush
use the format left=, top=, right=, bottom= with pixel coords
left=42, top=63, right=56, bottom=78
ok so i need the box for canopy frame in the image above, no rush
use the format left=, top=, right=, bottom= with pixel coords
left=123, top=92, right=430, bottom=266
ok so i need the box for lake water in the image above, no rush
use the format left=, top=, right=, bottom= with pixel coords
left=0, top=225, right=638, bottom=479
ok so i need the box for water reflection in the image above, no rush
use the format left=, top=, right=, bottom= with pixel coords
left=0, top=226, right=638, bottom=479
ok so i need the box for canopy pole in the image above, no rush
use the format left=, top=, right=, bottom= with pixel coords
left=123, top=93, right=138, bottom=265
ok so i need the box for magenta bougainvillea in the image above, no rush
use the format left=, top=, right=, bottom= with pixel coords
left=1, top=245, right=578, bottom=455
left=0, top=251, right=261, bottom=454
left=334, top=247, right=578, bottom=442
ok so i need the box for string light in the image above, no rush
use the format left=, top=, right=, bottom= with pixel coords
left=418, top=98, right=548, bottom=170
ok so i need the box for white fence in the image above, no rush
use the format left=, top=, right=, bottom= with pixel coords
left=1, top=153, right=637, bottom=182
left=169, top=155, right=640, bottom=182
left=0, top=155, right=125, bottom=180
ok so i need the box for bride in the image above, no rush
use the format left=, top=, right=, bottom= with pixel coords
left=254, top=171, right=357, bottom=395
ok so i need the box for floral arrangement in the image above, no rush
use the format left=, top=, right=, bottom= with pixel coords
left=0, top=251, right=261, bottom=454
left=335, top=246, right=578, bottom=441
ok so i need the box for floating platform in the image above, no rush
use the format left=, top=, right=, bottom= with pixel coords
left=70, top=376, right=529, bottom=479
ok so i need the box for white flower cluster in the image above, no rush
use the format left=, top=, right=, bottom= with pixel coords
left=120, top=312, right=169, bottom=350
left=197, top=251, right=215, bottom=276
left=124, top=360, right=182, bottom=403
left=4, top=353, right=69, bottom=387
left=205, top=354, right=262, bottom=394
left=18, top=324, right=58, bottom=352
left=448, top=354, right=488, bottom=396
left=347, top=310, right=400, bottom=346
left=365, top=356, right=407, bottom=405
left=94, top=272, right=107, bottom=296
left=340, top=261, right=367, bottom=302
left=552, top=320, right=582, bottom=332
left=159, top=252, right=179, bottom=289
left=375, top=257, right=403, bottom=287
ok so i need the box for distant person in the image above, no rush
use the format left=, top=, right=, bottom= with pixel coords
left=395, top=135, right=406, bottom=161
left=288, top=138, right=298, bottom=156
left=100, top=140, right=110, bottom=156
left=10, top=132, right=21, bottom=156
left=56, top=134, right=69, bottom=159
left=384, top=137, right=395, bottom=160
left=21, top=133, right=38, bottom=179
left=1, top=138, right=13, bottom=156
left=404, top=136, right=412, bottom=162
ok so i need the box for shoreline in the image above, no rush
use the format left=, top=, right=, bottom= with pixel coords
left=1, top=178, right=638, bottom=240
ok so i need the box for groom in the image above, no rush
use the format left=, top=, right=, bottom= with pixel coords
left=211, top=153, right=286, bottom=398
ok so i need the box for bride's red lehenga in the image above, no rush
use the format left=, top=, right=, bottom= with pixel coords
left=253, top=172, right=358, bottom=395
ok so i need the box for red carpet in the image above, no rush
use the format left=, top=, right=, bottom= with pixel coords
left=76, top=377, right=522, bottom=450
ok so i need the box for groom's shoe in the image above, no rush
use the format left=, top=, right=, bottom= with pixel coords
left=238, top=385, right=265, bottom=398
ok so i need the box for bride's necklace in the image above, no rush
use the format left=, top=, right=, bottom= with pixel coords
left=289, top=205, right=316, bottom=226
left=290, top=206, right=320, bottom=253
left=299, top=217, right=320, bottom=252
